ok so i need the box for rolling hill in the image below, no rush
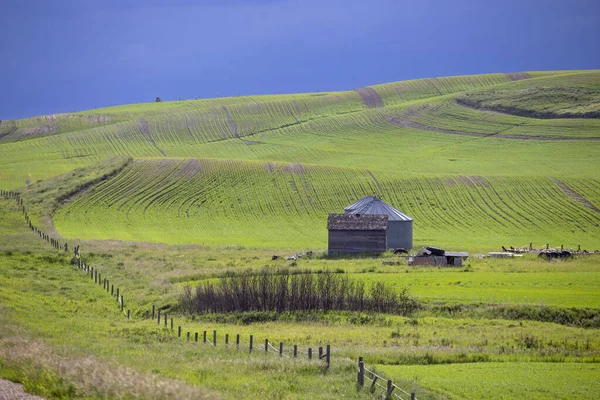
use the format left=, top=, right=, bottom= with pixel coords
left=2, top=70, right=600, bottom=249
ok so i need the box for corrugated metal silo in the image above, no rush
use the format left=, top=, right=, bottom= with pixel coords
left=344, top=196, right=413, bottom=249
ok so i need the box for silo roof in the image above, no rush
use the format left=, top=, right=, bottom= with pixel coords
left=344, top=196, right=413, bottom=221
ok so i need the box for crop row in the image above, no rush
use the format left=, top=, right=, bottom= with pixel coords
left=371, top=73, right=515, bottom=107
left=384, top=97, right=600, bottom=139
left=54, top=158, right=600, bottom=248
left=6, top=72, right=527, bottom=146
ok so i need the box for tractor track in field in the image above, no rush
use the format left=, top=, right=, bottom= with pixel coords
left=550, top=178, right=600, bottom=214
left=138, top=119, right=166, bottom=156
left=505, top=72, right=533, bottom=81
left=384, top=115, right=600, bottom=141
left=221, top=106, right=239, bottom=138
left=366, top=170, right=383, bottom=193
left=355, top=87, right=384, bottom=108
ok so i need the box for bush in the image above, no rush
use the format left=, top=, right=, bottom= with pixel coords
left=180, top=268, right=420, bottom=316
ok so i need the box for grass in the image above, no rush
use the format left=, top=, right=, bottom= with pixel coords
left=47, top=158, right=600, bottom=249
left=1, top=70, right=599, bottom=399
left=378, top=362, right=600, bottom=399
left=1, top=199, right=600, bottom=399
left=456, top=71, right=600, bottom=118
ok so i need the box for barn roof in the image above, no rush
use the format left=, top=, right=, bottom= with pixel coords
left=328, top=213, right=388, bottom=231
left=344, top=196, right=413, bottom=221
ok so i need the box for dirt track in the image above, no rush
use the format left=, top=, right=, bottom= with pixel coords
left=551, top=178, right=600, bottom=214
left=222, top=106, right=239, bottom=138
left=355, top=87, right=384, bottom=108
left=506, top=72, right=533, bottom=81
left=0, top=378, right=46, bottom=400
left=137, top=119, right=166, bottom=156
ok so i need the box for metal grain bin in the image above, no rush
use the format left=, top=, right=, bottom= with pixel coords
left=344, top=196, right=413, bottom=249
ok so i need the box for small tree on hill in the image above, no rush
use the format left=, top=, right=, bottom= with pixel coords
left=155, top=97, right=163, bottom=103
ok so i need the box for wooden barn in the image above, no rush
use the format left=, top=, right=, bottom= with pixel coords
left=327, top=213, right=388, bottom=254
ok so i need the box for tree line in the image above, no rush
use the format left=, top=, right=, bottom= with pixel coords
left=180, top=268, right=419, bottom=315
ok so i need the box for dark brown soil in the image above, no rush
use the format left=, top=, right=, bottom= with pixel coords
left=550, top=178, right=600, bottom=214
left=355, top=87, right=384, bottom=108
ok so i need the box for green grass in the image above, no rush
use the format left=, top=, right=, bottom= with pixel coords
left=1, top=70, right=600, bottom=399
left=378, top=362, right=600, bottom=400
left=50, top=158, right=600, bottom=249
left=1, top=70, right=599, bottom=190
left=456, top=71, right=600, bottom=118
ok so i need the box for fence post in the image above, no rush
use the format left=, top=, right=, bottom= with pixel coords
left=357, top=357, right=364, bottom=389
left=164, top=313, right=167, bottom=328
left=236, top=334, right=240, bottom=349
left=111, top=284, right=114, bottom=296
left=195, top=332, right=199, bottom=343
left=187, top=332, right=190, bottom=341
left=369, top=376, right=378, bottom=393
left=308, top=348, right=312, bottom=360
left=127, top=310, right=131, bottom=320
left=203, top=331, right=207, bottom=343
left=293, top=345, right=297, bottom=358
left=157, top=309, right=161, bottom=325
left=279, top=342, right=283, bottom=357
left=265, top=339, right=268, bottom=353
left=319, top=346, right=323, bottom=359
left=249, top=335, right=253, bottom=352
left=411, top=393, right=416, bottom=400
left=213, top=330, right=216, bottom=346
left=326, top=345, right=330, bottom=368
left=385, top=380, right=394, bottom=400
left=225, top=334, right=229, bottom=346
left=121, top=296, right=124, bottom=311
left=178, top=326, right=181, bottom=337
left=116, top=287, right=119, bottom=300
left=171, top=318, right=174, bottom=331
left=152, top=305, right=155, bottom=320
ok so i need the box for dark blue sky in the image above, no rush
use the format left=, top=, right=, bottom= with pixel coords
left=1, top=0, right=599, bottom=120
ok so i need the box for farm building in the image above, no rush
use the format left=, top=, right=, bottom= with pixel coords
left=408, top=251, right=469, bottom=266
left=344, top=196, right=413, bottom=249
left=327, top=213, right=388, bottom=254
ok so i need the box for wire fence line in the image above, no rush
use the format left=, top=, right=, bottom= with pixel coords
left=357, top=357, right=416, bottom=400
left=0, top=191, right=331, bottom=370
left=3, top=191, right=422, bottom=395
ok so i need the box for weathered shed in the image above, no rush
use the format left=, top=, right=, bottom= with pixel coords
left=328, top=213, right=388, bottom=254
left=344, top=196, right=413, bottom=249
left=408, top=251, right=469, bottom=266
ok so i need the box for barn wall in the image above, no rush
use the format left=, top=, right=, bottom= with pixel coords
left=328, top=230, right=387, bottom=254
left=387, top=220, right=413, bottom=249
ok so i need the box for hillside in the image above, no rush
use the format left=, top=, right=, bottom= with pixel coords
left=1, top=70, right=600, bottom=249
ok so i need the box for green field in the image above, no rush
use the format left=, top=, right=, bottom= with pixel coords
left=1, top=70, right=599, bottom=399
